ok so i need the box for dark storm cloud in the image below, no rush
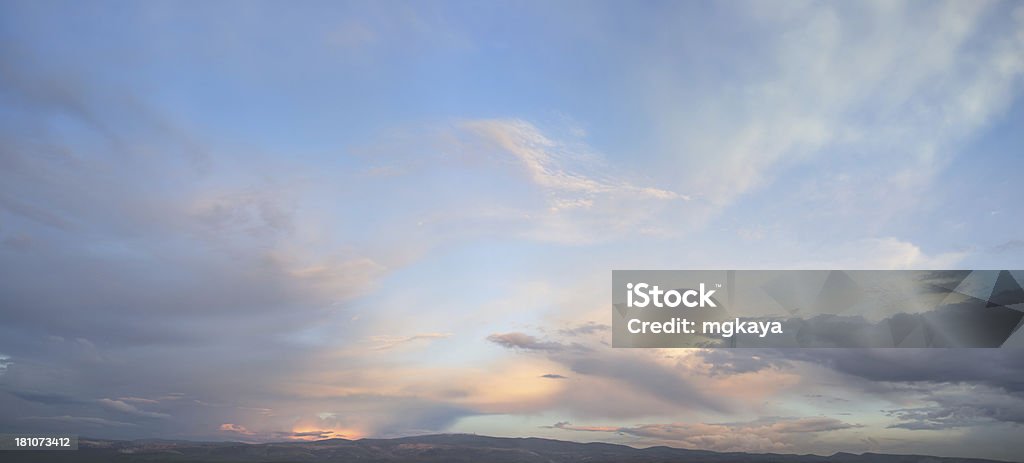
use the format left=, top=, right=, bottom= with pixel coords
left=696, top=349, right=790, bottom=376
left=698, top=297, right=1024, bottom=348
left=706, top=348, right=1024, bottom=433
left=777, top=349, right=1024, bottom=393
left=704, top=348, right=1024, bottom=401
left=884, top=384, right=1024, bottom=430
left=886, top=407, right=979, bottom=431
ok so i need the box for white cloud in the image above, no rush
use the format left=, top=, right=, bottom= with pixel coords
left=462, top=119, right=685, bottom=201
left=454, top=119, right=690, bottom=243
left=354, top=117, right=695, bottom=245
left=219, top=423, right=255, bottom=435
left=655, top=0, right=1024, bottom=217
left=792, top=237, right=968, bottom=269
left=21, top=415, right=137, bottom=427
left=98, top=399, right=170, bottom=419
left=367, top=332, right=452, bottom=351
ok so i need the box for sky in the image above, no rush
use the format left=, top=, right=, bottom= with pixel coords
left=1, top=0, right=1024, bottom=460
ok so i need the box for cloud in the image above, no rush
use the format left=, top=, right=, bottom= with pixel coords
left=367, top=333, right=452, bottom=351
left=539, top=374, right=567, bottom=379
left=791, top=237, right=968, bottom=270
left=117, top=397, right=160, bottom=404
left=20, top=415, right=137, bottom=427
left=767, top=417, right=859, bottom=433
left=560, top=354, right=733, bottom=414
left=558, top=322, right=610, bottom=337
left=462, top=119, right=685, bottom=201
left=0, top=46, right=402, bottom=442
left=777, top=349, right=1024, bottom=393
left=992, top=240, right=1024, bottom=253
left=97, top=399, right=170, bottom=419
left=489, top=333, right=732, bottom=415
left=460, top=119, right=691, bottom=243
left=591, top=1, right=1024, bottom=267
left=886, top=384, right=1024, bottom=430
left=696, top=350, right=789, bottom=376
left=7, top=390, right=85, bottom=406
left=549, top=417, right=860, bottom=453
left=486, top=333, right=576, bottom=352
left=655, top=1, right=1024, bottom=212
left=343, top=116, right=697, bottom=246
left=219, top=423, right=255, bottom=435
left=307, top=398, right=475, bottom=438
left=711, top=348, right=1024, bottom=436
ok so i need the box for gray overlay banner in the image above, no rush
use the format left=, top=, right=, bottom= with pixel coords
left=0, top=434, right=78, bottom=450
left=612, top=270, right=1024, bottom=348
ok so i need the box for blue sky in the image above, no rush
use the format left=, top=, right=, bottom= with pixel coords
left=2, top=0, right=1024, bottom=460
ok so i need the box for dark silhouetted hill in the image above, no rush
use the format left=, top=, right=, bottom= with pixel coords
left=3, top=433, right=1011, bottom=463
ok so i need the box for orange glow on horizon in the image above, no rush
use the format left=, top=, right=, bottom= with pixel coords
left=289, top=425, right=365, bottom=441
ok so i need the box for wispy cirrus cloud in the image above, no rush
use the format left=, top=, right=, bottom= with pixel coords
left=368, top=333, right=452, bottom=351
left=97, top=398, right=170, bottom=419
left=486, top=333, right=580, bottom=353
left=461, top=119, right=686, bottom=201
left=20, top=415, right=137, bottom=428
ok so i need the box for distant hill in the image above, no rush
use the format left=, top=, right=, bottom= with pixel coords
left=3, top=433, right=1012, bottom=463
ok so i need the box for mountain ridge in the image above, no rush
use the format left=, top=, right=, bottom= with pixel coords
left=6, top=433, right=1013, bottom=463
